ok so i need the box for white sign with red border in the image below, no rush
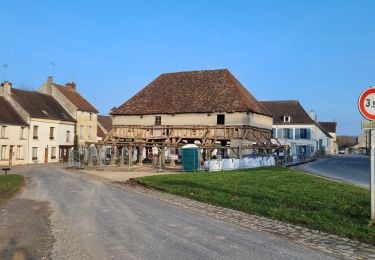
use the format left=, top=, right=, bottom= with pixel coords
left=359, top=87, right=375, bottom=121
left=359, top=86, right=375, bottom=220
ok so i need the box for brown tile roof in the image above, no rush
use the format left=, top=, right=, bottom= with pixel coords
left=261, top=100, right=332, bottom=138
left=12, top=89, right=75, bottom=122
left=0, top=97, right=28, bottom=126
left=97, top=115, right=112, bottom=132
left=111, top=69, right=272, bottom=117
left=54, top=83, right=98, bottom=113
left=260, top=100, right=315, bottom=125
left=319, top=122, right=337, bottom=133
left=97, top=125, right=106, bottom=138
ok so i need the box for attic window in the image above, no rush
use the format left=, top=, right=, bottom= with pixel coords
left=154, top=116, right=161, bottom=126
left=217, top=114, right=225, bottom=125
left=42, top=110, right=49, bottom=116
left=283, top=116, right=291, bottom=123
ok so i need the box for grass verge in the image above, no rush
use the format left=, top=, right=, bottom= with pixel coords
left=135, top=166, right=375, bottom=244
left=0, top=174, right=25, bottom=205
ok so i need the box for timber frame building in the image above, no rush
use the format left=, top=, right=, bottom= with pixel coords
left=106, top=69, right=274, bottom=165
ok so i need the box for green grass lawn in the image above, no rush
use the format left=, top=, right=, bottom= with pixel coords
left=0, top=174, right=24, bottom=205
left=135, top=166, right=375, bottom=244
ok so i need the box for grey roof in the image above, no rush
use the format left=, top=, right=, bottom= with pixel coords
left=12, top=89, right=75, bottom=122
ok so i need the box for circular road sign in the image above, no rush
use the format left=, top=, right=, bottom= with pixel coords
left=359, top=87, right=375, bottom=121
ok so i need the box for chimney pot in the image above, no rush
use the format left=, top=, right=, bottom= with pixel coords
left=1, top=81, right=12, bottom=99
left=65, top=82, right=76, bottom=90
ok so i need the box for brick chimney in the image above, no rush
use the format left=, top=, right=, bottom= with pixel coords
left=46, top=76, right=53, bottom=95
left=65, top=82, right=76, bottom=91
left=1, top=81, right=12, bottom=100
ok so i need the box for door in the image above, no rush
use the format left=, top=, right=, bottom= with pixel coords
left=9, top=146, right=13, bottom=166
left=44, top=148, right=48, bottom=163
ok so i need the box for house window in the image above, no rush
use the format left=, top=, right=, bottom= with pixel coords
left=32, top=147, right=38, bottom=161
left=1, top=145, right=6, bottom=160
left=296, top=128, right=310, bottom=140
left=16, top=146, right=23, bottom=160
left=33, top=126, right=39, bottom=139
left=50, top=127, right=55, bottom=140
left=154, top=116, right=161, bottom=126
left=66, top=131, right=71, bottom=142
left=88, top=126, right=92, bottom=139
left=217, top=114, right=225, bottom=125
left=80, top=125, right=84, bottom=138
left=89, top=113, right=92, bottom=121
left=51, top=147, right=56, bottom=159
left=282, top=128, right=293, bottom=139
left=1, top=126, right=6, bottom=138
left=283, top=116, right=291, bottom=123
left=20, top=127, right=26, bottom=139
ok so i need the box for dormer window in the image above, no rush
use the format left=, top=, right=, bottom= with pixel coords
left=283, top=116, right=291, bottom=123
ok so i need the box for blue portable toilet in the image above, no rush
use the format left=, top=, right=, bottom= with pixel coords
left=181, top=144, right=200, bottom=172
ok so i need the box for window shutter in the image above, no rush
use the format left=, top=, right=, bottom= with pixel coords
left=278, top=128, right=282, bottom=138
left=306, top=129, right=311, bottom=139
left=272, top=128, right=276, bottom=138
left=295, top=129, right=300, bottom=139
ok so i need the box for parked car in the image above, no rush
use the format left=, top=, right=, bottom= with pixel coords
left=338, top=150, right=345, bottom=154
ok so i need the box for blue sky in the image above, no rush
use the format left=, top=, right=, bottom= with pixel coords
left=1, top=1, right=374, bottom=136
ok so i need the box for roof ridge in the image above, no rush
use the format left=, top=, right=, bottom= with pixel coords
left=13, top=88, right=51, bottom=97
left=261, top=100, right=299, bottom=103
left=160, top=68, right=229, bottom=76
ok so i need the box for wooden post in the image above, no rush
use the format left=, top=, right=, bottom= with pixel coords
left=96, top=145, right=102, bottom=166
left=169, top=147, right=176, bottom=167
left=120, top=146, right=125, bottom=166
left=152, top=145, right=158, bottom=168
left=137, top=146, right=144, bottom=166
left=129, top=145, right=133, bottom=166
left=161, top=145, right=166, bottom=168
left=111, top=146, right=117, bottom=166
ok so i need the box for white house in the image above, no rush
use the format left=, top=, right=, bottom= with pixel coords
left=0, top=89, right=29, bottom=166
left=0, top=81, right=76, bottom=164
left=319, top=121, right=338, bottom=154
left=261, top=100, right=333, bottom=159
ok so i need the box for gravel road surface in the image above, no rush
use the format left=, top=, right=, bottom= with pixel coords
left=0, top=164, right=336, bottom=260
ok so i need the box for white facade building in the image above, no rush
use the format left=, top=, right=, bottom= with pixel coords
left=0, top=91, right=29, bottom=166
left=261, top=100, right=333, bottom=159
left=0, top=81, right=76, bottom=164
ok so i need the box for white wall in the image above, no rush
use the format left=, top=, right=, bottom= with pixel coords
left=0, top=124, right=28, bottom=166
left=28, top=118, right=75, bottom=163
left=112, top=112, right=273, bottom=129
left=272, top=124, right=333, bottom=155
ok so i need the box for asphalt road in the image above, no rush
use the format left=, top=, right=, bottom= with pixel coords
left=294, top=155, right=370, bottom=187
left=0, top=164, right=335, bottom=260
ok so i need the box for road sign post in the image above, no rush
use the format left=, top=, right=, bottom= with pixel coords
left=372, top=143, right=375, bottom=219
left=359, top=87, right=375, bottom=220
